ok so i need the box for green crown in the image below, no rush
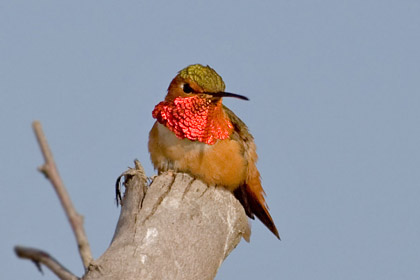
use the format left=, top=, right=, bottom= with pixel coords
left=178, top=64, right=226, bottom=93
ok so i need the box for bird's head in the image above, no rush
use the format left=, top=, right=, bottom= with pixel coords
left=165, top=64, right=248, bottom=102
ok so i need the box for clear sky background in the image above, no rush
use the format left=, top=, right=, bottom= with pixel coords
left=1, top=1, right=419, bottom=279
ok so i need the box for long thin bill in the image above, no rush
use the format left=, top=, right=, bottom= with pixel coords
left=206, top=91, right=249, bottom=100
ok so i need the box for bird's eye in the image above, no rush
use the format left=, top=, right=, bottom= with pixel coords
left=183, top=83, right=193, bottom=93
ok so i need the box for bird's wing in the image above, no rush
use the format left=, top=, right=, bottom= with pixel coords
left=223, top=106, right=280, bottom=239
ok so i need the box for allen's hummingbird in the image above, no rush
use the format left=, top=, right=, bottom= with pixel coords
left=148, top=64, right=279, bottom=239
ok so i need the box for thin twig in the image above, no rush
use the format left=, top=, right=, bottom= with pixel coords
left=14, top=246, right=79, bottom=280
left=32, top=121, right=93, bottom=270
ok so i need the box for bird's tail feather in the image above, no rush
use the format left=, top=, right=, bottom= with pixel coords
left=234, top=182, right=280, bottom=240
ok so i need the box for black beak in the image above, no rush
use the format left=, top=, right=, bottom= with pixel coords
left=205, top=92, right=249, bottom=101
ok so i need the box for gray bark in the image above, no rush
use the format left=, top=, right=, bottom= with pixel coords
left=83, top=161, right=250, bottom=280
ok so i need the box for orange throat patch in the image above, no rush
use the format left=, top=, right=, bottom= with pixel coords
left=152, top=96, right=233, bottom=145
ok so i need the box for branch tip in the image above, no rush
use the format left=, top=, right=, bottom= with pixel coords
left=14, top=246, right=78, bottom=280
left=30, top=120, right=93, bottom=270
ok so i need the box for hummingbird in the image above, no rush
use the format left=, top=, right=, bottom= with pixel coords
left=148, top=64, right=279, bottom=239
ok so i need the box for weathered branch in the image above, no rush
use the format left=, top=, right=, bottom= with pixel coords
left=32, top=121, right=93, bottom=270
left=16, top=122, right=249, bottom=279
left=14, top=246, right=79, bottom=280
left=83, top=161, right=250, bottom=280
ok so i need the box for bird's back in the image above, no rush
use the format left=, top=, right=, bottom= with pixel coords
left=223, top=106, right=280, bottom=239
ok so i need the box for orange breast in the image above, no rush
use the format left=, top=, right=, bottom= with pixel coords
left=149, top=122, right=247, bottom=190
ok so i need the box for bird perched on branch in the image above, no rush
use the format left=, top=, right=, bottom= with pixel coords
left=148, top=64, right=279, bottom=239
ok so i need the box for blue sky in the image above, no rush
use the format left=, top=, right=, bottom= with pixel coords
left=1, top=1, right=420, bottom=279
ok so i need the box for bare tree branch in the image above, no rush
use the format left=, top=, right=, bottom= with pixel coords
left=32, top=121, right=93, bottom=270
left=14, top=246, right=79, bottom=280
left=16, top=122, right=249, bottom=279
left=83, top=161, right=250, bottom=280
